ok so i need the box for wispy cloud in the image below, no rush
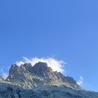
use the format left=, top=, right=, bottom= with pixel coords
left=16, top=57, right=65, bottom=73
left=0, top=65, right=8, bottom=79
left=77, top=76, right=84, bottom=86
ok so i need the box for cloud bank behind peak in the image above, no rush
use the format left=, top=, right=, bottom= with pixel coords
left=16, top=57, right=65, bottom=73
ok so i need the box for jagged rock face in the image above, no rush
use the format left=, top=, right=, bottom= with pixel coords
left=32, top=62, right=53, bottom=78
left=6, top=62, right=80, bottom=89
left=7, top=64, right=33, bottom=82
left=0, top=61, right=98, bottom=98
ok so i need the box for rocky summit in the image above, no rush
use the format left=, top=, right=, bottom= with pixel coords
left=6, top=62, right=80, bottom=89
left=0, top=62, right=98, bottom=98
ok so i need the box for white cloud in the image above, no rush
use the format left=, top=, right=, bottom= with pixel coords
left=16, top=57, right=65, bottom=73
left=0, top=65, right=9, bottom=79
left=1, top=73, right=8, bottom=79
left=16, top=61, right=25, bottom=66
left=77, top=76, right=84, bottom=86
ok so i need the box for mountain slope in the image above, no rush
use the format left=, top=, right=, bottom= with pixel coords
left=0, top=83, right=98, bottom=98
left=7, top=62, right=80, bottom=89
left=0, top=61, right=97, bottom=98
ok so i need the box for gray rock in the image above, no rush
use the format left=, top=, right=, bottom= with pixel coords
left=0, top=84, right=98, bottom=98
left=6, top=62, right=80, bottom=89
left=0, top=61, right=97, bottom=98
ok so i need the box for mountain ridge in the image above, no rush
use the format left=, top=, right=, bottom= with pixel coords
left=6, top=62, right=80, bottom=89
left=0, top=61, right=98, bottom=98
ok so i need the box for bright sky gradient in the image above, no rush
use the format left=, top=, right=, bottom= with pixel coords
left=0, top=0, right=98, bottom=91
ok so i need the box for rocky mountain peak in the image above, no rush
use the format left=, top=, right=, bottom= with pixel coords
left=0, top=60, right=97, bottom=98
left=33, top=62, right=52, bottom=71
left=6, top=61, right=80, bottom=89
left=32, top=62, right=53, bottom=77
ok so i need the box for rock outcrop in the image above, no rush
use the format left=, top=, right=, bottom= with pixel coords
left=0, top=61, right=97, bottom=98
left=7, top=62, right=80, bottom=89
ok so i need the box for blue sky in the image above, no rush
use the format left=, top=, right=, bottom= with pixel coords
left=0, top=0, right=98, bottom=91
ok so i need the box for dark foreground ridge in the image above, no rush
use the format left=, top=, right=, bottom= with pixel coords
left=0, top=62, right=98, bottom=98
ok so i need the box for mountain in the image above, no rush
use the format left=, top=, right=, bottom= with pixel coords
left=7, top=62, right=80, bottom=89
left=0, top=61, right=97, bottom=98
